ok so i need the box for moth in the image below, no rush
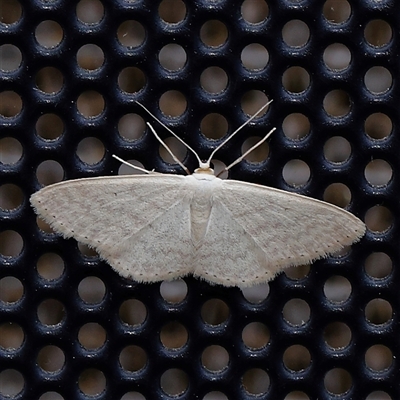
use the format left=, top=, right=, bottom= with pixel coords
left=31, top=101, right=365, bottom=287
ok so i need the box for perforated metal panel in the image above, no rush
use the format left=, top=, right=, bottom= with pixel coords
left=0, top=0, right=399, bottom=399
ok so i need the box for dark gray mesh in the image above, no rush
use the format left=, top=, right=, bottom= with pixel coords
left=0, top=0, right=399, bottom=399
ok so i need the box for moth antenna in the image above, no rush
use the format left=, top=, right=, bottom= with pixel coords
left=136, top=101, right=203, bottom=167
left=206, top=99, right=273, bottom=165
left=219, top=127, right=276, bottom=176
left=146, top=123, right=191, bottom=175
left=112, top=155, right=153, bottom=174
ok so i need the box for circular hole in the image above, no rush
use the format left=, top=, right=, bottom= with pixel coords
left=37, top=345, right=65, bottom=373
left=241, top=43, right=269, bottom=70
left=200, top=20, right=228, bottom=47
left=37, top=253, right=65, bottom=280
left=0, top=0, right=22, bottom=24
left=77, top=242, right=98, bottom=257
left=0, top=369, right=24, bottom=397
left=76, top=137, right=105, bottom=164
left=160, top=369, right=189, bottom=396
left=242, top=368, right=270, bottom=395
left=159, top=136, right=187, bottom=165
left=78, top=368, right=106, bottom=396
left=0, top=322, right=24, bottom=350
left=323, top=183, right=351, bottom=208
left=159, top=44, right=187, bottom=71
left=364, top=159, right=392, bottom=186
left=323, top=90, right=351, bottom=117
left=202, top=345, right=229, bottom=372
left=242, top=322, right=270, bottom=349
left=158, top=0, right=186, bottom=24
left=77, top=44, right=104, bottom=70
left=282, top=20, right=310, bottom=47
left=203, top=392, right=228, bottom=400
left=0, top=137, right=23, bottom=164
left=78, top=323, right=106, bottom=350
left=160, top=321, right=188, bottom=349
left=36, top=114, right=64, bottom=140
left=35, top=67, right=64, bottom=94
left=118, top=113, right=146, bottom=141
left=76, top=0, right=104, bottom=24
left=0, top=276, right=23, bottom=303
left=78, top=276, right=106, bottom=304
left=282, top=66, right=310, bottom=93
left=365, top=113, right=392, bottom=140
left=282, top=159, right=310, bottom=187
left=241, top=136, right=269, bottom=163
left=365, top=252, right=392, bottom=279
left=0, top=44, right=22, bottom=71
left=35, top=20, right=63, bottom=48
left=0, top=91, right=23, bottom=118
left=283, top=345, right=311, bottom=372
left=365, top=344, right=393, bottom=371
left=36, top=215, right=54, bottom=234
left=76, top=90, right=105, bottom=118
left=118, top=159, right=147, bottom=176
left=283, top=299, right=310, bottom=326
left=118, top=67, right=146, bottom=93
left=284, top=264, right=310, bottom=280
left=323, top=322, right=352, bottom=349
left=121, top=393, right=145, bottom=400
left=37, top=299, right=65, bottom=326
left=324, top=276, right=352, bottom=303
left=323, top=0, right=351, bottom=23
left=366, top=391, right=391, bottom=400
left=241, top=283, right=269, bottom=303
left=36, top=160, right=64, bottom=186
left=39, top=392, right=64, bottom=400
left=323, top=43, right=351, bottom=70
left=364, top=19, right=392, bottom=47
left=200, top=66, right=228, bottom=94
left=119, top=299, right=147, bottom=326
left=119, top=345, right=147, bottom=372
left=210, top=159, right=228, bottom=179
left=159, top=90, right=187, bottom=117
left=365, top=66, right=392, bottom=94
left=160, top=279, right=187, bottom=304
left=201, top=299, right=229, bottom=325
left=282, top=113, right=310, bottom=140
left=241, top=90, right=270, bottom=116
left=0, top=184, right=23, bottom=210
left=365, top=205, right=393, bottom=232
left=324, top=368, right=352, bottom=395
left=365, top=298, right=392, bottom=325
left=117, top=20, right=145, bottom=48
left=284, top=392, right=309, bottom=400
left=0, top=231, right=23, bottom=258
left=241, top=0, right=269, bottom=24
left=201, top=113, right=228, bottom=140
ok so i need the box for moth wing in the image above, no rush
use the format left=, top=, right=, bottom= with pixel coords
left=30, top=175, right=194, bottom=282
left=195, top=179, right=365, bottom=287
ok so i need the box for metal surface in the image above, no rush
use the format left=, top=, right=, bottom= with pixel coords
left=0, top=0, right=399, bottom=399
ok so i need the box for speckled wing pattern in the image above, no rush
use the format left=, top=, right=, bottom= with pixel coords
left=193, top=180, right=365, bottom=286
left=31, top=174, right=365, bottom=287
left=31, top=175, right=194, bottom=282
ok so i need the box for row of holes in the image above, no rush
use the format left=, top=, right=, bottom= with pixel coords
left=1, top=342, right=395, bottom=374
left=2, top=0, right=392, bottom=32
left=0, top=365, right=395, bottom=398
left=3, top=250, right=394, bottom=283
left=0, top=59, right=394, bottom=115
left=0, top=319, right=365, bottom=353
left=1, top=278, right=394, bottom=326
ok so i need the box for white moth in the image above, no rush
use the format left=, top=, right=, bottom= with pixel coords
left=31, top=101, right=365, bottom=287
